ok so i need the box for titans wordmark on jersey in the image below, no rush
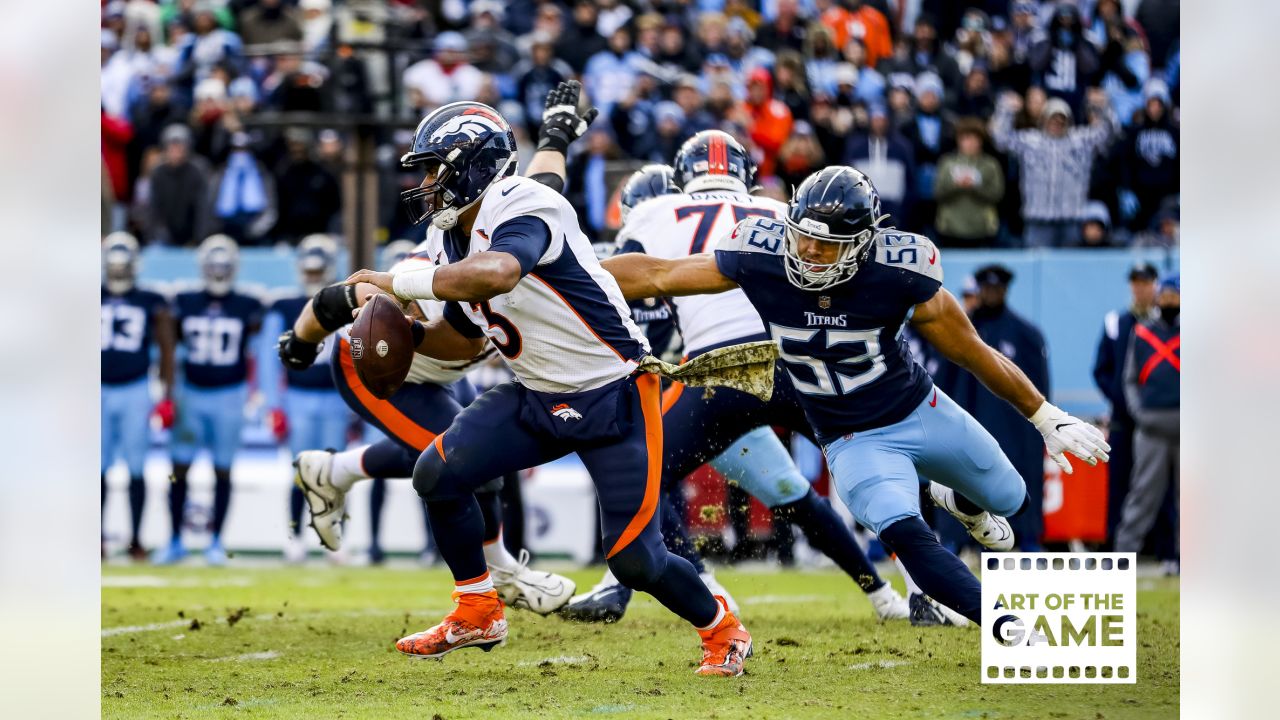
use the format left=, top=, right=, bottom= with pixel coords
left=102, top=286, right=167, bottom=385
left=714, top=217, right=943, bottom=442
left=174, top=290, right=263, bottom=388
left=616, top=190, right=787, bottom=354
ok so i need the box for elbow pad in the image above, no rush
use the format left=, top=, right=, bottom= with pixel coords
left=312, top=283, right=359, bottom=332
left=529, top=172, right=565, bottom=193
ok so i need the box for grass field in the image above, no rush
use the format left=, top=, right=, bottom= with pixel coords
left=102, top=563, right=1178, bottom=719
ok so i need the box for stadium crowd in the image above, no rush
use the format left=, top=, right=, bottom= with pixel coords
left=101, top=0, right=1179, bottom=250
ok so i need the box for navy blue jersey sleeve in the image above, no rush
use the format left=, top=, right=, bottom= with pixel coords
left=488, top=216, right=552, bottom=277
left=714, top=249, right=743, bottom=283
left=443, top=301, right=484, bottom=338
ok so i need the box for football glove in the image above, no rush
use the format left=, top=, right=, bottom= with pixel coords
left=537, top=79, right=599, bottom=153
left=268, top=408, right=289, bottom=443
left=1029, top=402, right=1111, bottom=474
left=277, top=329, right=320, bottom=371
left=153, top=398, right=175, bottom=430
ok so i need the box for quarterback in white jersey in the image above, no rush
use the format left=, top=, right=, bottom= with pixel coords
left=347, top=101, right=752, bottom=676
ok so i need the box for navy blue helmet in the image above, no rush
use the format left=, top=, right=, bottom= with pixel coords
left=400, top=101, right=518, bottom=229
left=619, top=164, right=681, bottom=222
left=672, top=130, right=756, bottom=194
left=784, top=166, right=886, bottom=290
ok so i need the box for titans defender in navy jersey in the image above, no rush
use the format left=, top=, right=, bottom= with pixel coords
left=257, top=235, right=355, bottom=563
left=158, top=235, right=264, bottom=566
left=605, top=166, right=1109, bottom=625
left=101, top=233, right=175, bottom=560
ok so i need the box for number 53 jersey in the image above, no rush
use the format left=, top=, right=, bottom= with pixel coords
left=714, top=217, right=944, bottom=444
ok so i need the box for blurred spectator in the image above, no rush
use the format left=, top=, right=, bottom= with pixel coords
left=128, top=75, right=185, bottom=195
left=901, top=71, right=951, bottom=232
left=210, top=132, right=276, bottom=244
left=654, top=20, right=703, bottom=74
left=952, top=65, right=995, bottom=118
left=1092, top=1, right=1148, bottom=127
left=609, top=72, right=662, bottom=161
left=516, top=3, right=564, bottom=57
left=1029, top=3, right=1100, bottom=117
left=173, top=4, right=243, bottom=105
left=145, top=124, right=211, bottom=246
left=1135, top=0, right=1180, bottom=71
left=933, top=118, right=1004, bottom=248
left=1080, top=201, right=1115, bottom=247
left=803, top=23, right=841, bottom=95
left=465, top=1, right=521, bottom=74
left=741, top=67, right=794, bottom=178
left=1115, top=272, right=1180, bottom=573
left=273, top=129, right=342, bottom=244
left=845, top=105, right=914, bottom=226
left=102, top=27, right=164, bottom=118
left=936, top=264, right=1050, bottom=551
left=103, top=108, right=134, bottom=231
left=1133, top=199, right=1179, bottom=248
left=595, top=0, right=634, bottom=37
left=653, top=102, right=689, bottom=163
left=820, top=0, right=892, bottom=69
left=189, top=77, right=235, bottom=162
left=776, top=121, right=826, bottom=194
left=756, top=0, right=808, bottom=55
left=808, top=93, right=855, bottom=174
left=298, top=0, right=335, bottom=54
left=514, top=33, right=574, bottom=139
left=556, top=1, right=608, bottom=74
left=1119, top=80, right=1179, bottom=233
left=723, top=17, right=775, bottom=80
left=584, top=26, right=645, bottom=117
left=566, top=128, right=621, bottom=243
left=264, top=54, right=329, bottom=112
left=880, top=14, right=962, bottom=98
left=238, top=0, right=303, bottom=47
left=404, top=32, right=484, bottom=113
left=773, top=51, right=812, bottom=122
left=991, top=89, right=1119, bottom=247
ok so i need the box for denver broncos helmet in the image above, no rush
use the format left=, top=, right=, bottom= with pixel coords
left=401, top=101, right=518, bottom=230
left=783, top=166, right=887, bottom=291
left=619, top=164, right=681, bottom=222
left=672, top=130, right=756, bottom=194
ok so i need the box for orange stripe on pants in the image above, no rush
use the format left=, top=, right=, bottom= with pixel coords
left=605, top=373, right=663, bottom=559
left=660, top=380, right=685, bottom=415
left=337, top=338, right=437, bottom=451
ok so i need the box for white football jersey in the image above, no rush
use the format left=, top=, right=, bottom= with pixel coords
left=427, top=175, right=649, bottom=393
left=616, top=190, right=786, bottom=354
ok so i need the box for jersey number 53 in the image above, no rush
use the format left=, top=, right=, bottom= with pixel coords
left=769, top=324, right=887, bottom=396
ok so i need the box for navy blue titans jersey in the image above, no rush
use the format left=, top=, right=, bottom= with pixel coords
left=714, top=217, right=944, bottom=443
left=269, top=295, right=336, bottom=390
left=174, top=290, right=263, bottom=388
left=101, top=286, right=168, bottom=385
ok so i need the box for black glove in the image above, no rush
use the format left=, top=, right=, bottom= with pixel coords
left=537, top=79, right=599, bottom=154
left=277, top=330, right=320, bottom=371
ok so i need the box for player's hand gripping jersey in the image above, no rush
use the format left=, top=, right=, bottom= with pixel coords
left=426, top=175, right=650, bottom=393
left=616, top=190, right=786, bottom=354
left=714, top=216, right=943, bottom=442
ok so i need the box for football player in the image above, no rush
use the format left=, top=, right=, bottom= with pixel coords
left=157, top=234, right=263, bottom=566
left=101, top=232, right=174, bottom=560
left=565, top=138, right=909, bottom=624
left=602, top=166, right=1110, bottom=625
left=346, top=99, right=752, bottom=676
left=277, top=84, right=593, bottom=611
left=257, top=235, right=355, bottom=563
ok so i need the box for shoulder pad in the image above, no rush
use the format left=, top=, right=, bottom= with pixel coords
left=720, top=216, right=788, bottom=256
left=872, top=231, right=943, bottom=283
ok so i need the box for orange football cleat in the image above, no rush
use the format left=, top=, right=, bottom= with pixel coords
left=695, top=596, right=752, bottom=677
left=396, top=590, right=508, bottom=660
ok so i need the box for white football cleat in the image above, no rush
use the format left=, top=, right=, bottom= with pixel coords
left=293, top=450, right=345, bottom=551
left=283, top=535, right=307, bottom=565
left=928, top=482, right=1013, bottom=551
left=699, top=572, right=740, bottom=615
left=909, top=592, right=971, bottom=628
left=866, top=583, right=910, bottom=621
left=490, top=549, right=576, bottom=615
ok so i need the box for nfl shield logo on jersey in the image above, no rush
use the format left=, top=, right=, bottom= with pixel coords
left=818, top=296, right=831, bottom=309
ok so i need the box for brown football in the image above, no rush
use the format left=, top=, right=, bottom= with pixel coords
left=349, top=293, right=415, bottom=399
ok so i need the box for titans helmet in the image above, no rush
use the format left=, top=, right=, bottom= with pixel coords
left=400, top=101, right=518, bottom=230
left=196, top=234, right=240, bottom=296
left=783, top=166, right=886, bottom=291
left=380, top=239, right=419, bottom=271
left=619, top=164, right=682, bottom=223
left=102, top=231, right=140, bottom=295
left=672, top=129, right=756, bottom=194
left=297, top=233, right=339, bottom=295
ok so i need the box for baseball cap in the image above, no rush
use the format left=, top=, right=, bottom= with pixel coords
left=161, top=124, right=192, bottom=146
left=974, top=264, right=1014, bottom=287
left=1044, top=98, right=1072, bottom=122
left=961, top=275, right=978, bottom=297
left=434, top=31, right=468, bottom=54
left=1158, top=273, right=1180, bottom=294
left=1083, top=201, right=1111, bottom=229
left=1128, top=262, right=1159, bottom=281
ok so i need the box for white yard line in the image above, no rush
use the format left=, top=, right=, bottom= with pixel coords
left=741, top=594, right=828, bottom=605
left=848, top=659, right=912, bottom=671
left=102, top=608, right=444, bottom=638
left=208, top=651, right=282, bottom=662
left=518, top=655, right=592, bottom=667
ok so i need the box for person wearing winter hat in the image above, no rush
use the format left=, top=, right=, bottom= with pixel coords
left=1118, top=78, right=1179, bottom=232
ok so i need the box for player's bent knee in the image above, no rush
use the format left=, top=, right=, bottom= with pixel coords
left=411, top=449, right=445, bottom=499
left=989, top=466, right=1028, bottom=518
left=606, top=540, right=667, bottom=589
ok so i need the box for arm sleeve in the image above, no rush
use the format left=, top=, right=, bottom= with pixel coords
left=258, top=309, right=285, bottom=410
left=443, top=301, right=484, bottom=339
left=529, top=172, right=564, bottom=193
left=487, top=216, right=552, bottom=277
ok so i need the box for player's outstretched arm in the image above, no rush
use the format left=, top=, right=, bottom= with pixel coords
left=911, top=287, right=1110, bottom=473
left=601, top=252, right=738, bottom=300
left=525, top=79, right=598, bottom=190
left=409, top=316, right=487, bottom=361
left=346, top=251, right=524, bottom=304
left=278, top=282, right=385, bottom=370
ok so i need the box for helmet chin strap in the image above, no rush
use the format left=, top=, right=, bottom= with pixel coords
left=432, top=206, right=459, bottom=230
left=430, top=156, right=517, bottom=231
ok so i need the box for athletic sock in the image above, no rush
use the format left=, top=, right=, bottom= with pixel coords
left=451, top=574, right=501, bottom=627
left=696, top=597, right=728, bottom=631
left=369, top=478, right=386, bottom=549
left=426, top=495, right=489, bottom=583
left=894, top=556, right=923, bottom=596
left=330, top=446, right=372, bottom=492
left=211, top=466, right=233, bottom=537
left=288, top=484, right=306, bottom=536
left=352, top=439, right=418, bottom=485
left=880, top=517, right=981, bottom=623
left=127, top=474, right=147, bottom=545
left=169, top=463, right=190, bottom=540
left=483, top=529, right=521, bottom=571
left=777, top=488, right=885, bottom=592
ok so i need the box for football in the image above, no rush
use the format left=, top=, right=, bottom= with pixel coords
left=349, top=293, right=415, bottom=399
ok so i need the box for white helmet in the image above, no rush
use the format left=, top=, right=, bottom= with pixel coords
left=297, top=233, right=339, bottom=295
left=197, top=234, right=239, bottom=296
left=102, top=231, right=140, bottom=295
left=380, top=239, right=419, bottom=271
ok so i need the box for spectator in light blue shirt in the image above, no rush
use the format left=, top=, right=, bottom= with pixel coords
left=583, top=25, right=646, bottom=118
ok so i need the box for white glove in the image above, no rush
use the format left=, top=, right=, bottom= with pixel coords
left=1029, top=402, right=1111, bottom=475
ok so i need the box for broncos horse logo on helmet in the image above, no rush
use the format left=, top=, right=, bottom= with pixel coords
left=400, top=102, right=518, bottom=230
